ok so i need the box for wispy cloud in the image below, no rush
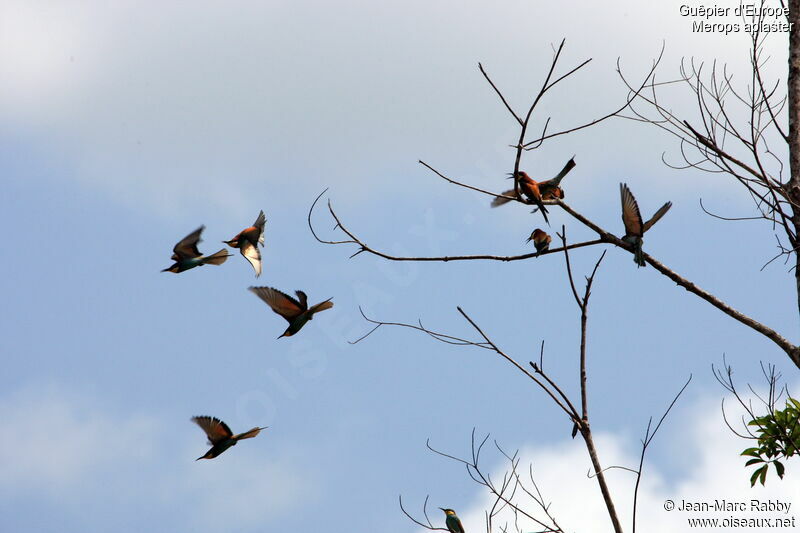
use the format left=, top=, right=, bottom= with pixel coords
left=0, top=382, right=310, bottom=531
left=1, top=0, right=781, bottom=216
left=416, top=390, right=800, bottom=533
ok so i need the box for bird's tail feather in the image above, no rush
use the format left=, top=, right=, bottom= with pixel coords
left=203, top=249, right=231, bottom=266
left=549, top=157, right=577, bottom=187
left=308, top=299, right=334, bottom=315
left=634, top=244, right=646, bottom=268
left=490, top=189, right=515, bottom=208
left=536, top=200, right=550, bottom=225
left=234, top=426, right=268, bottom=440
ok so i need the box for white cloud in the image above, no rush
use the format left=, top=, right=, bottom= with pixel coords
left=0, top=383, right=158, bottom=495
left=0, top=383, right=309, bottom=530
left=1, top=0, right=787, bottom=215
left=422, top=390, right=800, bottom=533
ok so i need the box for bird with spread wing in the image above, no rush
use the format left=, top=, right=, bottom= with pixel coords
left=162, top=226, right=230, bottom=273
left=224, top=210, right=267, bottom=277
left=249, top=286, right=333, bottom=338
left=619, top=183, right=672, bottom=268
left=191, top=416, right=268, bottom=460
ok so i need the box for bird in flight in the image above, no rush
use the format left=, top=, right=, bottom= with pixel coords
left=224, top=210, right=267, bottom=277
left=162, top=226, right=230, bottom=273
left=248, top=286, right=333, bottom=338
left=619, top=183, right=672, bottom=267
left=526, top=228, right=552, bottom=256
left=191, top=416, right=268, bottom=460
left=439, top=508, right=465, bottom=533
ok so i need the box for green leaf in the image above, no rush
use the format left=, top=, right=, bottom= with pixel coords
left=775, top=461, right=785, bottom=479
left=750, top=466, right=764, bottom=487
left=759, top=465, right=768, bottom=485
left=745, top=458, right=763, bottom=467
left=741, top=448, right=761, bottom=457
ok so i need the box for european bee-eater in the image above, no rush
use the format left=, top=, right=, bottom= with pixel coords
left=493, top=171, right=549, bottom=223
left=224, top=210, right=266, bottom=277
left=541, top=184, right=565, bottom=201
left=248, top=286, right=333, bottom=338
left=491, top=158, right=577, bottom=223
left=537, top=156, right=575, bottom=199
left=439, top=508, right=465, bottom=533
left=619, top=183, right=672, bottom=268
left=191, top=416, right=268, bottom=460
left=526, top=228, right=552, bottom=255
left=162, top=226, right=231, bottom=273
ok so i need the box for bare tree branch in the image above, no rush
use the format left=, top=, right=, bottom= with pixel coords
left=632, top=375, right=692, bottom=533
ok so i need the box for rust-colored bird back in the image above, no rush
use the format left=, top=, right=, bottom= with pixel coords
left=192, top=416, right=233, bottom=445
left=541, top=186, right=564, bottom=200
left=249, top=286, right=305, bottom=322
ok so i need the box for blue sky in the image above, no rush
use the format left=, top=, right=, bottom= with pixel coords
left=2, top=1, right=799, bottom=532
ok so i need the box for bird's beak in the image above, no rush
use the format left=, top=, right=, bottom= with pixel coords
left=439, top=507, right=446, bottom=511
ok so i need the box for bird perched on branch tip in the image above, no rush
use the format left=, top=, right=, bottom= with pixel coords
left=440, top=508, right=465, bottom=533
left=526, top=228, right=552, bottom=256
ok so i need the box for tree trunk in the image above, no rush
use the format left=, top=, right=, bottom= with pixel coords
left=789, top=3, right=800, bottom=327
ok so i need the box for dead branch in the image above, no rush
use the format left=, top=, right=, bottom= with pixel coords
left=631, top=375, right=692, bottom=533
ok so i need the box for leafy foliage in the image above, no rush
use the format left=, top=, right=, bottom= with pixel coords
left=741, top=397, right=800, bottom=486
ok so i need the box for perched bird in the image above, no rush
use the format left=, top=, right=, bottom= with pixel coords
left=439, top=508, right=465, bottom=533
left=249, top=286, right=333, bottom=338
left=494, top=171, right=549, bottom=223
left=224, top=210, right=266, bottom=277
left=619, top=183, right=672, bottom=268
left=537, top=156, right=576, bottom=200
left=491, top=158, right=577, bottom=223
left=191, top=416, right=268, bottom=460
left=526, top=228, right=552, bottom=256
left=541, top=184, right=565, bottom=201
left=162, top=226, right=230, bottom=273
